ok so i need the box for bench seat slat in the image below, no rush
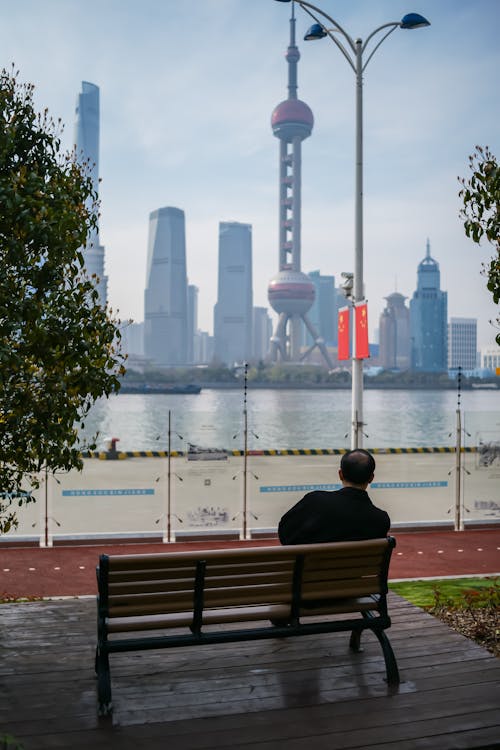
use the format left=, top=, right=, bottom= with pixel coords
left=108, top=559, right=296, bottom=583
left=108, top=570, right=294, bottom=596
left=106, top=596, right=381, bottom=634
left=107, top=585, right=296, bottom=617
left=106, top=580, right=381, bottom=618
left=106, top=550, right=298, bottom=572
left=104, top=540, right=389, bottom=572
left=107, top=568, right=382, bottom=597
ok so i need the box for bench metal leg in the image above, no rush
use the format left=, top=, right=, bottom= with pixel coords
left=362, top=613, right=400, bottom=685
left=371, top=627, right=400, bottom=685
left=349, top=628, right=363, bottom=652
left=96, top=648, right=113, bottom=715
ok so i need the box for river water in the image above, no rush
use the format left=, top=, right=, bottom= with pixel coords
left=79, top=388, right=500, bottom=452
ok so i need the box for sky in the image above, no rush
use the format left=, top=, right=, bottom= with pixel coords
left=2, top=0, right=499, bottom=349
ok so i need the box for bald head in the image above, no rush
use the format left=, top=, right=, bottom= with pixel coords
left=339, top=449, right=375, bottom=489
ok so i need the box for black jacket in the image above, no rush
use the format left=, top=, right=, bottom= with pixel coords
left=278, top=486, right=390, bottom=545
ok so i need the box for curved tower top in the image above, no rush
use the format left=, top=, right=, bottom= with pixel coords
left=417, top=238, right=440, bottom=290
left=418, top=237, right=439, bottom=269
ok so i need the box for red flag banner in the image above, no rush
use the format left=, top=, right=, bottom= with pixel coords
left=355, top=302, right=370, bottom=359
left=337, top=306, right=350, bottom=361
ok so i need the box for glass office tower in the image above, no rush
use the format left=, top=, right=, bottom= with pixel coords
left=410, top=241, right=448, bottom=372
left=144, top=207, right=188, bottom=366
left=214, top=222, right=253, bottom=366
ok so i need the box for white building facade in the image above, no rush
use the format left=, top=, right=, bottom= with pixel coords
left=448, top=317, right=477, bottom=370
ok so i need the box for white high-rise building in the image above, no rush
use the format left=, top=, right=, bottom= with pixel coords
left=379, top=293, right=410, bottom=370
left=194, top=331, right=214, bottom=364
left=187, top=284, right=198, bottom=364
left=448, top=317, right=477, bottom=370
left=253, top=307, right=272, bottom=361
left=481, top=345, right=500, bottom=372
left=144, top=207, right=188, bottom=366
left=120, top=322, right=144, bottom=357
left=214, top=222, right=253, bottom=366
left=74, top=81, right=108, bottom=305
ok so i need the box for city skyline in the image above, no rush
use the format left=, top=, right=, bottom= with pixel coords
left=2, top=0, right=499, bottom=348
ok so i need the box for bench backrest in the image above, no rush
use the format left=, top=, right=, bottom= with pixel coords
left=97, top=537, right=395, bottom=620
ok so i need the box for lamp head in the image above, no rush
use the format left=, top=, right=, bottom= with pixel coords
left=400, top=13, right=430, bottom=29
left=304, top=23, right=327, bottom=41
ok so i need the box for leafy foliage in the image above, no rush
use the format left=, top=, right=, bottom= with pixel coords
left=390, top=577, right=500, bottom=657
left=459, top=145, right=500, bottom=344
left=0, top=67, right=125, bottom=533
left=390, top=576, right=500, bottom=608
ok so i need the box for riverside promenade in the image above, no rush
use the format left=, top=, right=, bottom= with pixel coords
left=1, top=528, right=499, bottom=598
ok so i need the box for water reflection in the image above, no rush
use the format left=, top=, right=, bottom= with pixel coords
left=78, top=389, right=499, bottom=451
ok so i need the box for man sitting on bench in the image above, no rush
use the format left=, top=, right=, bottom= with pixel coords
left=278, top=449, right=390, bottom=545
left=272, top=449, right=390, bottom=625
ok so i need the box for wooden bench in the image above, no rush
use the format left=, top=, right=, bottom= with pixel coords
left=95, top=536, right=399, bottom=714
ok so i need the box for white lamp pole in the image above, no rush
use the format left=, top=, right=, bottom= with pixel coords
left=274, top=1, right=430, bottom=448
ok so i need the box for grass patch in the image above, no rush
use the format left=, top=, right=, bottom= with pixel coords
left=389, top=577, right=500, bottom=608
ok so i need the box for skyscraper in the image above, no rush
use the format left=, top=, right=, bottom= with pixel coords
left=214, top=222, right=253, bottom=366
left=379, top=293, right=410, bottom=370
left=253, top=307, right=272, bottom=361
left=74, top=81, right=108, bottom=305
left=267, top=7, right=332, bottom=368
left=410, top=240, right=448, bottom=372
left=448, top=317, right=477, bottom=370
left=307, top=271, right=337, bottom=347
left=187, top=284, right=198, bottom=364
left=144, top=207, right=188, bottom=366
left=120, top=322, right=144, bottom=357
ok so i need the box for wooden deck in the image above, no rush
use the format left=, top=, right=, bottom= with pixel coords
left=1, top=594, right=499, bottom=749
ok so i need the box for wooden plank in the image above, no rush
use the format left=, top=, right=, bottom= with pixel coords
left=1, top=591, right=499, bottom=750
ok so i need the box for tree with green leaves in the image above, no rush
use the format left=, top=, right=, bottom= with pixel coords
left=459, top=145, right=500, bottom=345
left=0, top=67, right=125, bottom=534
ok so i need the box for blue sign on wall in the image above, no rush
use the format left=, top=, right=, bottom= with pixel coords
left=260, top=481, right=447, bottom=493
left=62, top=489, right=155, bottom=497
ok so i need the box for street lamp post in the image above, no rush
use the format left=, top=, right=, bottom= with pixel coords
left=274, top=1, right=430, bottom=448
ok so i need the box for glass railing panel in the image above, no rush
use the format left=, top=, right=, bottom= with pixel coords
left=369, top=450, right=453, bottom=528
left=246, top=452, right=342, bottom=533
left=171, top=454, right=242, bottom=536
left=49, top=458, right=165, bottom=541
left=3, top=485, right=41, bottom=541
left=246, top=450, right=455, bottom=535
left=462, top=411, right=500, bottom=526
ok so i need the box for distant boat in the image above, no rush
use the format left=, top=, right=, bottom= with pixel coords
left=119, top=383, right=201, bottom=395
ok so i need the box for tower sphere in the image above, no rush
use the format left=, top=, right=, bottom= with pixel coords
left=271, top=99, right=314, bottom=141
left=268, top=269, right=315, bottom=315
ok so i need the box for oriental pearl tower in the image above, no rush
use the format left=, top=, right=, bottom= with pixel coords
left=268, top=6, right=333, bottom=368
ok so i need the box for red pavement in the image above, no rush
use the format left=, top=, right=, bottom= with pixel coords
left=0, top=529, right=499, bottom=599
